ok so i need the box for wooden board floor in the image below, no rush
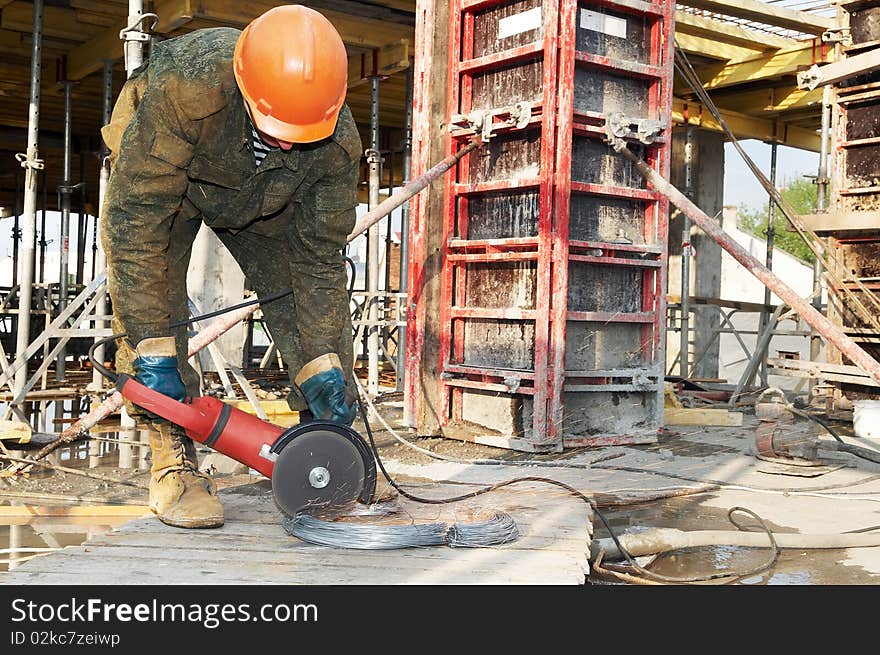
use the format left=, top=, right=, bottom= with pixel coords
left=2, top=480, right=593, bottom=585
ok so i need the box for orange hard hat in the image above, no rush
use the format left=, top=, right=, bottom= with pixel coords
left=234, top=5, right=348, bottom=144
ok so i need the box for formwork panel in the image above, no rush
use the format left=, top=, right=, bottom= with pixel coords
left=569, top=196, right=649, bottom=243
left=467, top=129, right=543, bottom=181
left=564, top=322, right=646, bottom=370
left=466, top=190, right=540, bottom=238
left=567, top=262, right=642, bottom=313
left=560, top=390, right=658, bottom=436
left=471, top=59, right=544, bottom=109
left=570, top=137, right=646, bottom=187
left=464, top=261, right=538, bottom=308
left=472, top=0, right=545, bottom=57
left=573, top=69, right=650, bottom=116
left=462, top=319, right=536, bottom=369
left=575, top=4, right=652, bottom=64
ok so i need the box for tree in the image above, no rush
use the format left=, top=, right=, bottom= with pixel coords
left=737, top=175, right=817, bottom=264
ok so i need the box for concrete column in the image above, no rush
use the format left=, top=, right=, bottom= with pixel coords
left=668, top=126, right=725, bottom=380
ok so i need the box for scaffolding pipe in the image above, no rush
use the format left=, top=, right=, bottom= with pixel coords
left=90, top=60, right=114, bottom=394
left=811, top=84, right=833, bottom=384
left=680, top=126, right=694, bottom=378
left=367, top=75, right=381, bottom=396
left=56, top=80, right=74, bottom=383
left=611, top=140, right=880, bottom=386
left=13, top=0, right=44, bottom=409
left=758, top=141, right=778, bottom=387
left=125, top=0, right=146, bottom=74
left=396, top=64, right=414, bottom=392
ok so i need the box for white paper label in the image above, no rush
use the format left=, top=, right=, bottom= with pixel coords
left=580, top=9, right=627, bottom=39
left=497, top=7, right=543, bottom=40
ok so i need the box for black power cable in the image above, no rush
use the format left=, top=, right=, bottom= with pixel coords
left=354, top=396, right=780, bottom=584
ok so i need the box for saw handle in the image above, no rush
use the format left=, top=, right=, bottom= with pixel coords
left=116, top=374, right=285, bottom=477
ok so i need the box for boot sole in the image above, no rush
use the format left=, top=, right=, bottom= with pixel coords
left=152, top=508, right=224, bottom=529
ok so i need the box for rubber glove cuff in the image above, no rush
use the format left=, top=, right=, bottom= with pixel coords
left=295, top=353, right=356, bottom=426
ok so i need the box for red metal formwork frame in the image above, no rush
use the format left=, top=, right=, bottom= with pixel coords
left=407, top=0, right=673, bottom=449
left=554, top=0, right=674, bottom=448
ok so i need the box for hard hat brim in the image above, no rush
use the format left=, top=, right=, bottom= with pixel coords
left=245, top=96, right=341, bottom=144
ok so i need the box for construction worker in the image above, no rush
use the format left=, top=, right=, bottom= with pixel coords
left=100, top=5, right=361, bottom=529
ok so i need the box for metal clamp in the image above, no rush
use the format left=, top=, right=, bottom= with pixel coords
left=821, top=27, right=852, bottom=47
left=449, top=101, right=532, bottom=142
left=119, top=13, right=159, bottom=43
left=797, top=65, right=822, bottom=91
left=606, top=112, right=665, bottom=145
left=15, top=152, right=44, bottom=171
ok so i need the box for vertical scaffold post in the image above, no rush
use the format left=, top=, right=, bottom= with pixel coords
left=397, top=64, right=414, bottom=392
left=12, top=0, right=44, bottom=411
left=758, top=140, right=778, bottom=387
left=367, top=73, right=382, bottom=396
left=90, top=60, right=114, bottom=394
left=56, top=79, right=74, bottom=383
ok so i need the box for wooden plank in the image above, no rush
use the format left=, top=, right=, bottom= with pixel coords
left=1, top=1, right=104, bottom=41
left=799, top=211, right=880, bottom=234
left=711, top=86, right=823, bottom=115
left=664, top=407, right=744, bottom=426
left=697, top=43, right=830, bottom=91
left=673, top=32, right=763, bottom=62
left=672, top=99, right=821, bottom=151
left=0, top=505, right=150, bottom=518
left=674, top=9, right=794, bottom=50
left=15, top=547, right=586, bottom=585
left=680, top=0, right=833, bottom=35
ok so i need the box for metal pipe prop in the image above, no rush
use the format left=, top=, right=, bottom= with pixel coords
left=23, top=140, right=485, bottom=465
left=612, top=142, right=880, bottom=386
left=348, top=137, right=481, bottom=241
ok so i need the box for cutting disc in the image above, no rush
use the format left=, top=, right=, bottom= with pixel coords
left=271, top=427, right=367, bottom=518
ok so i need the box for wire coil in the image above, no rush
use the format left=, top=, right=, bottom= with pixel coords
left=283, top=514, right=449, bottom=549
left=446, top=512, right=519, bottom=548
left=284, top=511, right=521, bottom=550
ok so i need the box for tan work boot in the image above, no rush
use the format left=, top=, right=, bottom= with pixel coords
left=147, top=424, right=224, bottom=528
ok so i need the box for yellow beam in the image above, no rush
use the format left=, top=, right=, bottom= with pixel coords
left=680, top=0, right=833, bottom=36
left=696, top=42, right=831, bottom=91
left=674, top=32, right=763, bottom=62
left=673, top=98, right=821, bottom=151
left=347, top=39, right=410, bottom=89
left=712, top=85, right=823, bottom=114
left=674, top=10, right=794, bottom=50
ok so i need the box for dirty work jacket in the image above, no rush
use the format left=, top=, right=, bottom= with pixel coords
left=100, top=28, right=361, bottom=391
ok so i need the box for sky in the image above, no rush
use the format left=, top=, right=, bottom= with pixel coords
left=722, top=139, right=820, bottom=212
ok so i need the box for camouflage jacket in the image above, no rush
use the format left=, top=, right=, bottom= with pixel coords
left=101, top=27, right=361, bottom=363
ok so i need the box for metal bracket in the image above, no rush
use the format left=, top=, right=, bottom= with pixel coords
left=119, top=13, right=159, bottom=43
left=15, top=152, right=44, bottom=171
left=449, top=101, right=532, bottom=142
left=606, top=112, right=665, bottom=146
left=821, top=27, right=852, bottom=47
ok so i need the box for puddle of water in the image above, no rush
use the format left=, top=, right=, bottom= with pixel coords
left=593, top=496, right=879, bottom=585
left=0, top=517, right=133, bottom=573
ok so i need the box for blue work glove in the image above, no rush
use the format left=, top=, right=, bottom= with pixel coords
left=132, top=336, right=187, bottom=402
left=295, top=353, right=357, bottom=426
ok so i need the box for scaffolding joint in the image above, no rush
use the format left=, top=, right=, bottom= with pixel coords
left=15, top=152, right=44, bottom=171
